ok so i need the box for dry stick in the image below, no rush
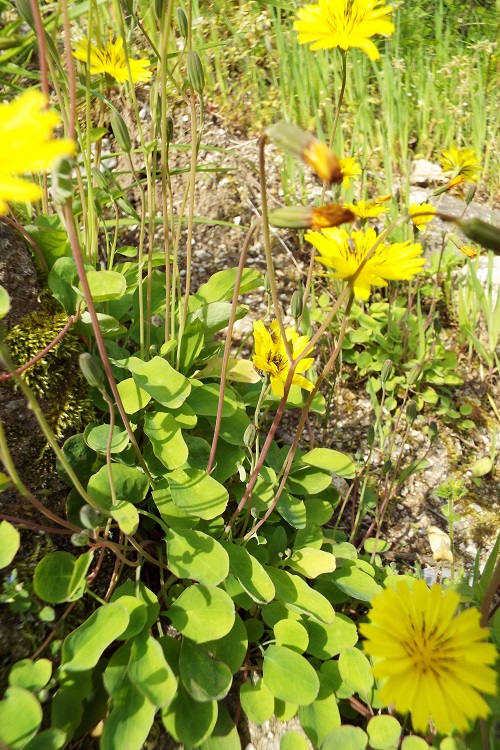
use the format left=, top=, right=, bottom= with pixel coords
left=60, top=0, right=77, bottom=139
left=244, top=294, right=354, bottom=541
left=0, top=310, right=80, bottom=383
left=0, top=514, right=75, bottom=535
left=61, top=203, right=152, bottom=481
left=206, top=219, right=261, bottom=474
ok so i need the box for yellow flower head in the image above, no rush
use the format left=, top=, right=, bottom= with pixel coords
left=306, top=226, right=425, bottom=300
left=360, top=580, right=498, bottom=735
left=73, top=36, right=152, bottom=84
left=253, top=320, right=315, bottom=398
left=440, top=146, right=482, bottom=187
left=0, top=90, right=75, bottom=213
left=409, top=202, right=437, bottom=231
left=458, top=245, right=478, bottom=259
left=294, top=0, right=395, bottom=60
left=339, top=157, right=362, bottom=189
left=344, top=199, right=390, bottom=219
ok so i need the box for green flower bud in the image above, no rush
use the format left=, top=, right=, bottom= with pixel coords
left=457, top=218, right=500, bottom=253
left=79, top=353, right=104, bottom=389
left=406, top=399, right=418, bottom=424
left=407, top=363, right=422, bottom=386
left=367, top=425, right=375, bottom=447
left=465, top=185, right=477, bottom=206
left=166, top=115, right=174, bottom=144
left=187, top=51, right=205, bottom=95
left=71, top=530, right=90, bottom=547
left=244, top=424, right=257, bottom=449
left=291, top=290, right=303, bottom=319
left=266, top=122, right=342, bottom=184
left=428, top=421, right=438, bottom=443
left=51, top=157, right=74, bottom=206
left=91, top=166, right=108, bottom=191
left=263, top=273, right=272, bottom=294
left=80, top=504, right=103, bottom=530
left=380, top=359, right=393, bottom=384
left=110, top=108, right=131, bottom=154
left=177, top=7, right=188, bottom=39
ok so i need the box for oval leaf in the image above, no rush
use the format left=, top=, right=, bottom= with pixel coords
left=169, top=584, right=235, bottom=644
left=301, top=448, right=355, bottom=478
left=263, top=645, right=319, bottom=706
left=179, top=638, right=232, bottom=702
left=0, top=520, right=20, bottom=569
left=367, top=716, right=401, bottom=750
left=166, top=528, right=229, bottom=586
left=167, top=468, right=228, bottom=520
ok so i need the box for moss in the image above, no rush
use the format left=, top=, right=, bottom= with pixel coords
left=4, top=303, right=94, bottom=442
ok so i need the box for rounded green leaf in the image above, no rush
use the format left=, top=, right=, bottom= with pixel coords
left=186, top=382, right=238, bottom=417
left=274, top=620, right=309, bottom=654
left=281, top=731, right=309, bottom=750
left=367, top=716, right=402, bottom=750
left=86, top=424, right=129, bottom=454
left=0, top=285, right=11, bottom=319
left=169, top=584, right=235, bottom=643
left=305, top=613, right=358, bottom=660
left=167, top=468, right=228, bottom=520
left=87, top=463, right=149, bottom=510
left=129, top=633, right=177, bottom=707
left=112, top=595, right=148, bottom=640
left=57, top=433, right=96, bottom=486
left=85, top=269, right=126, bottom=301
left=203, top=613, right=248, bottom=675
left=23, top=728, right=66, bottom=750
left=263, top=645, right=319, bottom=706
left=110, top=501, right=139, bottom=534
left=179, top=638, right=232, bottom=702
left=364, top=538, right=390, bottom=554
left=198, top=702, right=241, bottom=750
left=116, top=378, right=152, bottom=414
left=286, top=466, right=332, bottom=495
left=9, top=659, right=52, bottom=691
left=332, top=562, right=382, bottom=601
left=62, top=601, right=129, bottom=671
left=0, top=687, right=42, bottom=749
left=298, top=670, right=341, bottom=746
left=321, top=725, right=368, bottom=750
left=162, top=684, right=217, bottom=745
left=0, top=520, right=20, bottom=569
left=401, top=736, right=429, bottom=750
left=301, top=448, right=355, bottom=478
left=128, top=355, right=191, bottom=409
left=338, top=647, right=373, bottom=695
left=101, top=679, right=156, bottom=750
left=288, top=548, right=336, bottom=578
left=240, top=679, right=275, bottom=724
left=223, top=543, right=275, bottom=604
left=275, top=698, right=298, bottom=720
left=267, top=568, right=335, bottom=624
left=34, top=552, right=76, bottom=603
left=167, top=528, right=229, bottom=586
left=144, top=411, right=188, bottom=470
left=471, top=457, right=493, bottom=477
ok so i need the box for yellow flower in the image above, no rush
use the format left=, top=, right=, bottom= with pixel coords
left=306, top=226, right=425, bottom=300
left=458, top=245, right=478, bottom=259
left=253, top=320, right=315, bottom=398
left=294, top=0, right=394, bottom=60
left=409, top=202, right=437, bottom=231
left=344, top=199, right=390, bottom=219
left=440, top=146, right=482, bottom=187
left=73, top=36, right=152, bottom=84
left=0, top=90, right=75, bottom=213
left=340, top=157, right=362, bottom=189
left=360, top=580, right=498, bottom=735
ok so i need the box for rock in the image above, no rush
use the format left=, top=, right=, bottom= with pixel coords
left=410, top=159, right=445, bottom=186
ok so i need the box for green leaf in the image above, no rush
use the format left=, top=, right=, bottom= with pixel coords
left=144, top=411, right=188, bottom=470
left=48, top=257, right=79, bottom=312
left=166, top=528, right=229, bottom=586
left=204, top=613, right=248, bottom=675
left=286, top=466, right=332, bottom=495
left=9, top=659, right=52, bottom=691
left=401, top=737, right=429, bottom=750
left=186, top=382, right=238, bottom=417
left=101, top=678, right=156, bottom=750
left=128, top=356, right=191, bottom=408
left=26, top=222, right=71, bottom=271
left=169, top=584, right=235, bottom=643
left=167, top=468, right=228, bottom=519
left=276, top=493, right=307, bottom=528
left=263, top=645, right=319, bottom=706
left=298, top=669, right=341, bottom=746
left=110, top=501, right=139, bottom=534
left=332, top=562, right=382, bottom=601
left=471, top=457, right=493, bottom=477
left=87, top=463, right=149, bottom=510
left=288, top=548, right=336, bottom=578
left=112, top=595, right=148, bottom=640
left=197, top=703, right=241, bottom=750
left=367, top=716, right=401, bottom=750
left=0, top=687, right=42, bottom=749
left=305, top=613, right=358, bottom=660
left=266, top=567, right=335, bottom=624
left=274, top=620, right=309, bottom=654
left=240, top=679, right=275, bottom=724
left=162, top=684, right=217, bottom=745
left=321, top=725, right=368, bottom=750
left=58, top=433, right=96, bottom=486
left=75, top=312, right=127, bottom=338
left=128, top=632, right=177, bottom=708
left=62, top=602, right=129, bottom=671
left=110, top=580, right=160, bottom=629
left=178, top=319, right=205, bottom=373
left=33, top=551, right=92, bottom=603
left=0, top=520, right=20, bottom=568
left=191, top=268, right=262, bottom=307
left=281, top=731, right=309, bottom=750
left=223, top=543, right=275, bottom=604
left=86, top=424, right=129, bottom=454
left=0, top=285, right=11, bottom=319
left=338, top=647, right=373, bottom=695
left=23, top=729, right=66, bottom=750
left=187, top=301, right=247, bottom=335
left=51, top=670, right=93, bottom=738
left=179, top=638, right=232, bottom=702
left=85, top=269, right=127, bottom=301
left=301, top=448, right=356, bottom=478
left=116, top=378, right=152, bottom=414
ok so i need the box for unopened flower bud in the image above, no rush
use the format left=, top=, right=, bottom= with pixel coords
left=51, top=157, right=74, bottom=206
left=290, top=290, right=303, bottom=319
left=456, top=218, right=500, bottom=253
left=465, top=185, right=477, bottom=206
left=244, top=424, right=257, bottom=449
left=177, top=7, right=188, bottom=39
left=407, top=363, right=422, bottom=386
left=166, top=115, right=174, bottom=144
left=91, top=166, right=108, bottom=190
left=380, top=359, right=393, bottom=384
left=71, top=530, right=90, bottom=547
left=80, top=504, right=103, bottom=530
left=79, top=352, right=104, bottom=389
left=428, top=421, right=438, bottom=443
left=266, top=122, right=342, bottom=184
left=367, top=425, right=375, bottom=447
left=187, top=51, right=205, bottom=95
left=110, top=108, right=131, bottom=153
left=269, top=203, right=354, bottom=229
left=263, top=274, right=272, bottom=294
left=406, top=399, right=418, bottom=424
